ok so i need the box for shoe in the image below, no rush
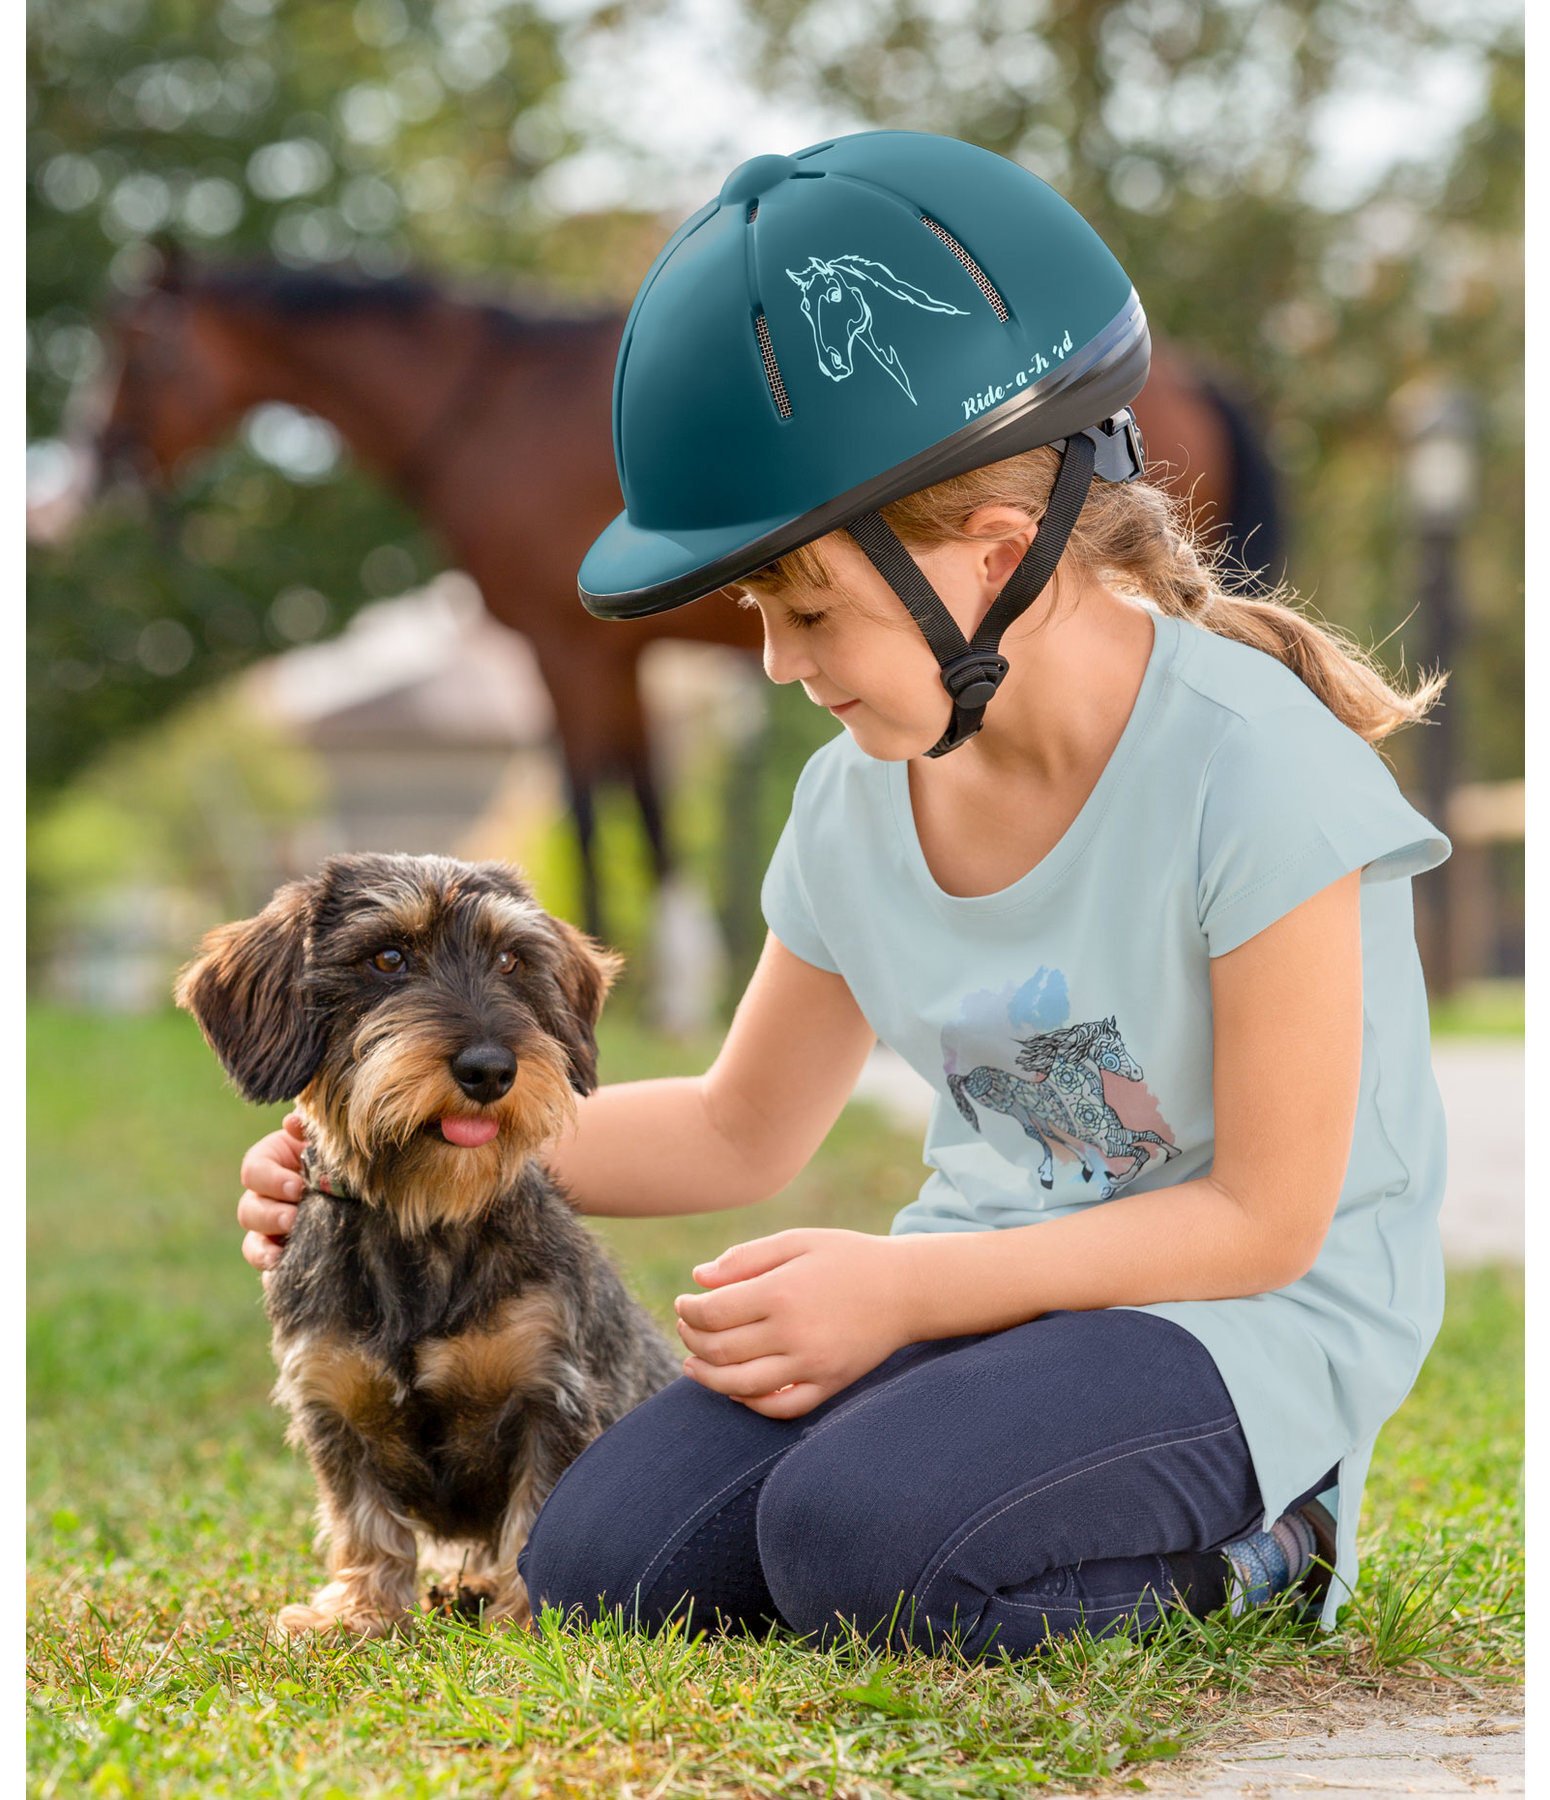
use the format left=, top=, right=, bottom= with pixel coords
left=1168, top=1496, right=1338, bottom=1623
left=1292, top=1497, right=1338, bottom=1617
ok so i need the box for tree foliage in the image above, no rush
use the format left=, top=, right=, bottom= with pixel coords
left=27, top=0, right=1523, bottom=806
left=741, top=0, right=1524, bottom=783
left=26, top=0, right=659, bottom=798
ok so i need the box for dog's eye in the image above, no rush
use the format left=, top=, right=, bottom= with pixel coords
left=370, top=948, right=407, bottom=975
left=495, top=949, right=519, bottom=974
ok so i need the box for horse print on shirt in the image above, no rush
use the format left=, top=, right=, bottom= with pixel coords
left=786, top=254, right=969, bottom=404
left=942, top=977, right=1179, bottom=1201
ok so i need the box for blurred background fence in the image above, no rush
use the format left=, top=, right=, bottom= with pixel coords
left=26, top=0, right=1523, bottom=1020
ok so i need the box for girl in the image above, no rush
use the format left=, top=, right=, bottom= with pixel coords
left=236, top=132, right=1449, bottom=1656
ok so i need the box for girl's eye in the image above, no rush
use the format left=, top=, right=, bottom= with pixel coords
left=789, top=608, right=825, bottom=630
left=370, top=948, right=406, bottom=974
left=495, top=949, right=519, bottom=974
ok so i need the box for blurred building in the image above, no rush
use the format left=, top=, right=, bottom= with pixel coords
left=240, top=569, right=760, bottom=858
left=242, top=571, right=558, bottom=857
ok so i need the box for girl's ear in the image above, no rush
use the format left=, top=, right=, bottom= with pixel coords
left=174, top=878, right=327, bottom=1104
left=544, top=918, right=624, bottom=1095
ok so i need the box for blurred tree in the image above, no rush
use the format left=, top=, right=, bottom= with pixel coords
left=26, top=677, right=327, bottom=986
left=27, top=0, right=1522, bottom=998
left=740, top=0, right=1524, bottom=789
left=29, top=681, right=324, bottom=926
left=26, top=0, right=664, bottom=800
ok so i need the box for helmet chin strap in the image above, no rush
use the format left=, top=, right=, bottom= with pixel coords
left=846, top=429, right=1098, bottom=758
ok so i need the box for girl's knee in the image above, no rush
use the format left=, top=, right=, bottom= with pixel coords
left=754, top=1448, right=921, bottom=1640
left=520, top=1376, right=787, bottom=1626
left=518, top=1396, right=685, bottom=1620
left=519, top=1459, right=633, bottom=1623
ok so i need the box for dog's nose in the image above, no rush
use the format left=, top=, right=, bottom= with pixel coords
left=449, top=1042, right=517, bottom=1103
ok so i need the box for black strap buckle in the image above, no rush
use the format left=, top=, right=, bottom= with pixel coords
left=938, top=650, right=1010, bottom=711
left=850, top=425, right=1100, bottom=758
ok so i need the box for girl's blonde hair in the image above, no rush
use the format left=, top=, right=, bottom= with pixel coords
left=742, top=445, right=1442, bottom=745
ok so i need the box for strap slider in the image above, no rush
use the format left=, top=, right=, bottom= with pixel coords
left=938, top=650, right=1010, bottom=710
left=1079, top=408, right=1146, bottom=484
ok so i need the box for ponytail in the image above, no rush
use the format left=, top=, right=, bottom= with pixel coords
left=1047, top=463, right=1444, bottom=744
left=748, top=444, right=1443, bottom=745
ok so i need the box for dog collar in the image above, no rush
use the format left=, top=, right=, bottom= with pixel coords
left=301, top=1148, right=364, bottom=1207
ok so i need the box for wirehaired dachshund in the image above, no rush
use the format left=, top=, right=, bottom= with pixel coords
left=176, top=852, right=679, bottom=1636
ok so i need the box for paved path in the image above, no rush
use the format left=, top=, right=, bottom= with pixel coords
left=1427, top=1043, right=1525, bottom=1265
left=1139, top=1699, right=1524, bottom=1797
left=852, top=1040, right=1524, bottom=1263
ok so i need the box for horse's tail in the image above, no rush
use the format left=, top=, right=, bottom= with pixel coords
left=1199, top=374, right=1286, bottom=591
left=947, top=1073, right=980, bottom=1131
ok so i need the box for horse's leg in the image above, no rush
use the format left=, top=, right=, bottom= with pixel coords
left=626, top=749, right=671, bottom=886
left=1100, top=1138, right=1152, bottom=1199
left=1056, top=1131, right=1110, bottom=1190
left=529, top=635, right=622, bottom=940
left=563, top=766, right=602, bottom=941
left=1010, top=1105, right=1057, bottom=1188
left=1123, top=1129, right=1179, bottom=1164
left=620, top=641, right=732, bottom=1034
left=601, top=645, right=671, bottom=888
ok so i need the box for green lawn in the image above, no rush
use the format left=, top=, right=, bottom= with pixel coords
left=28, top=1008, right=1523, bottom=1798
left=1427, top=979, right=1526, bottom=1038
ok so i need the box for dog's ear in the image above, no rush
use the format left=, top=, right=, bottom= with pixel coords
left=545, top=918, right=623, bottom=1095
left=174, top=878, right=327, bottom=1104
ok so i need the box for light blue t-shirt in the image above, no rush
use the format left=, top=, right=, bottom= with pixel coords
left=761, top=609, right=1450, bottom=1625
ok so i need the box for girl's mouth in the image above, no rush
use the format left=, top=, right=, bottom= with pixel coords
left=827, top=698, right=860, bottom=715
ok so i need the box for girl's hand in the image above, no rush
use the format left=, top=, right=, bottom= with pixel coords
left=674, top=1229, right=917, bottom=1419
left=237, top=1113, right=307, bottom=1273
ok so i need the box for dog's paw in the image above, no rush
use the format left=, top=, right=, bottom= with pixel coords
left=276, top=1601, right=343, bottom=1636
left=420, top=1575, right=531, bottom=1631
left=483, top=1575, right=533, bottom=1632
left=424, top=1577, right=498, bottom=1620
left=277, top=1580, right=404, bottom=1638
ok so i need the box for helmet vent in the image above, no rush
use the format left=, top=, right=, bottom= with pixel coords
left=753, top=313, right=793, bottom=419
left=746, top=199, right=758, bottom=222
left=921, top=217, right=1008, bottom=322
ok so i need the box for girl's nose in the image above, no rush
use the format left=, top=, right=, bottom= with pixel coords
left=761, top=619, right=820, bottom=687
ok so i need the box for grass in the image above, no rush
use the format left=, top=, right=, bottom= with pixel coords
left=1428, top=978, right=1525, bottom=1037
left=28, top=1007, right=1523, bottom=1797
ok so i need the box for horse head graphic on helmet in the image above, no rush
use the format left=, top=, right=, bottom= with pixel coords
left=786, top=254, right=969, bottom=405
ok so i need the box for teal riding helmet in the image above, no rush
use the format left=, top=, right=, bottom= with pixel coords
left=579, top=130, right=1151, bottom=755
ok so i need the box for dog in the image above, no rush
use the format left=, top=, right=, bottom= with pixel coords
left=176, top=852, right=681, bottom=1636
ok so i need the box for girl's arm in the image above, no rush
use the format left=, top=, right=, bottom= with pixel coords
left=901, top=867, right=1364, bottom=1320
left=542, top=933, right=877, bottom=1215
left=675, top=870, right=1364, bottom=1415
left=237, top=933, right=877, bottom=1266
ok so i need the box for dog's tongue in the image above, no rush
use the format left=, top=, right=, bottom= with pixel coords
left=440, top=1116, right=499, bottom=1147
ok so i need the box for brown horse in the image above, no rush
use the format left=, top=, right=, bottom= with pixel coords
left=60, top=253, right=1280, bottom=932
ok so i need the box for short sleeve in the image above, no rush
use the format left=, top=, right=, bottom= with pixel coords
left=1197, top=706, right=1451, bottom=957
left=760, top=810, right=841, bottom=972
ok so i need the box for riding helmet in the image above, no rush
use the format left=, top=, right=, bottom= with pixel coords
left=578, top=129, right=1151, bottom=755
